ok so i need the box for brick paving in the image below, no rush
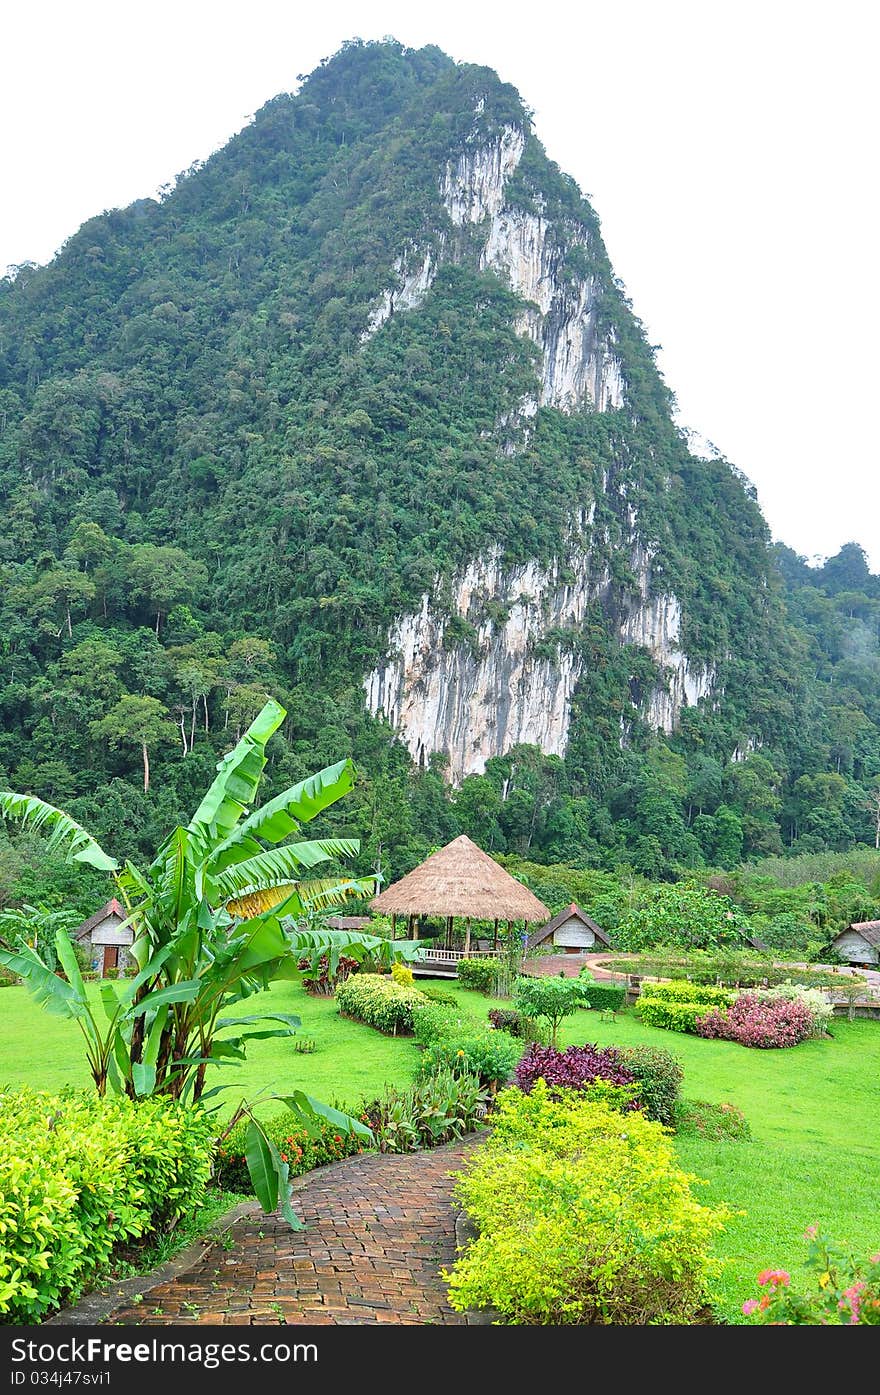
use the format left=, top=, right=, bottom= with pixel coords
left=108, top=1137, right=481, bottom=1326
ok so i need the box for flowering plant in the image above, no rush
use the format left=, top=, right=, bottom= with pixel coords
left=742, top=1229, right=880, bottom=1324
left=696, top=993, right=814, bottom=1048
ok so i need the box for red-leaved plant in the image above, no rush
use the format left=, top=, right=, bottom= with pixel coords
left=514, top=1042, right=641, bottom=1107
left=696, top=993, right=814, bottom=1048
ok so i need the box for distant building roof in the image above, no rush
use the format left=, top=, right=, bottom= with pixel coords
left=527, top=903, right=611, bottom=951
left=74, top=898, right=127, bottom=940
left=325, top=916, right=371, bottom=931
left=743, top=934, right=769, bottom=951
left=836, top=921, right=880, bottom=948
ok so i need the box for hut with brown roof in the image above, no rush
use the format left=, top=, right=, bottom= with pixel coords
left=830, top=920, right=880, bottom=967
left=370, top=834, right=549, bottom=969
left=74, top=897, right=132, bottom=977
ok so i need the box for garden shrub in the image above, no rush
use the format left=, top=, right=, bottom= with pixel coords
left=514, top=1043, right=639, bottom=1110
left=216, top=1112, right=363, bottom=1191
left=391, top=961, right=415, bottom=987
left=634, top=996, right=716, bottom=1034
left=416, top=1030, right=522, bottom=1089
left=488, top=1006, right=524, bottom=1036
left=411, top=1001, right=464, bottom=1046
left=298, top=952, right=359, bottom=996
left=0, top=1089, right=214, bottom=1323
left=696, top=994, right=815, bottom=1048
left=614, top=1044, right=683, bottom=1127
left=335, top=973, right=428, bottom=1035
left=457, top=958, right=502, bottom=994
left=749, top=982, right=832, bottom=1037
left=362, top=1068, right=488, bottom=1153
left=446, top=1082, right=728, bottom=1324
left=675, top=1099, right=751, bottom=1142
left=580, top=983, right=627, bottom=1012
left=640, top=981, right=734, bottom=1006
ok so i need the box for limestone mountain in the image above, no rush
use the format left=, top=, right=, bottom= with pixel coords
left=0, top=38, right=877, bottom=888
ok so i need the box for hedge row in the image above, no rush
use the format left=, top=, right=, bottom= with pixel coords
left=335, top=973, right=428, bottom=1034
left=580, top=983, right=627, bottom=1012
left=0, top=1089, right=214, bottom=1323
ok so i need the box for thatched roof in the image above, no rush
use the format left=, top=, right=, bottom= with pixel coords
left=370, top=835, right=550, bottom=922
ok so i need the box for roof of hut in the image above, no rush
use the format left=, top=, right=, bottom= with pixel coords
left=839, top=920, right=880, bottom=947
left=370, top=835, right=550, bottom=923
left=74, top=898, right=127, bottom=940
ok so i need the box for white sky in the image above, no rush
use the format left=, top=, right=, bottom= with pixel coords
left=3, top=0, right=878, bottom=569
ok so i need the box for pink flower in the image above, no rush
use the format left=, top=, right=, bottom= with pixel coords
left=870, top=1253, right=880, bottom=1265
left=757, top=1269, right=790, bottom=1287
left=804, top=1225, right=818, bottom=1240
left=742, top=1299, right=760, bottom=1316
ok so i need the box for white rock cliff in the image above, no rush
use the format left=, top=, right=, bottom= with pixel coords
left=362, top=117, right=708, bottom=779
left=365, top=122, right=624, bottom=411
left=365, top=547, right=714, bottom=782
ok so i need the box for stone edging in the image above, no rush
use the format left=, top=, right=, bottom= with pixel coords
left=44, top=1202, right=257, bottom=1326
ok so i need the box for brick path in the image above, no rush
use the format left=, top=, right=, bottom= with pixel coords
left=525, top=952, right=625, bottom=980
left=108, top=1137, right=481, bottom=1326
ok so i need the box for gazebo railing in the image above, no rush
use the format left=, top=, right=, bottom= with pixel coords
left=414, top=947, right=503, bottom=963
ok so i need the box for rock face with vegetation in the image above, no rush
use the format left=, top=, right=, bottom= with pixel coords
left=1, top=38, right=879, bottom=896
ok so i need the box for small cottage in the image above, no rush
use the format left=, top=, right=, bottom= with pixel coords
left=528, top=903, right=611, bottom=955
left=829, top=920, right=880, bottom=968
left=74, top=898, right=134, bottom=976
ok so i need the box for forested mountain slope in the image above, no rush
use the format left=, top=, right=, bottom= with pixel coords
left=0, top=38, right=877, bottom=905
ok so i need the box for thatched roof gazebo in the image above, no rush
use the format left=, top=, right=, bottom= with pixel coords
left=370, top=834, right=550, bottom=962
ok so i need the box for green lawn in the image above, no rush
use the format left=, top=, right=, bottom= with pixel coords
left=1, top=976, right=877, bottom=1324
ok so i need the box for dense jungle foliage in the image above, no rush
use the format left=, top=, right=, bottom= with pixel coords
left=0, top=39, right=878, bottom=917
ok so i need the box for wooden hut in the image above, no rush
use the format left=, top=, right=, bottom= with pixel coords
left=527, top=903, right=611, bottom=955
left=830, top=920, right=880, bottom=967
left=370, top=834, right=549, bottom=976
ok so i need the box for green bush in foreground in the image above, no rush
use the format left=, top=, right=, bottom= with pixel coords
left=335, top=973, right=428, bottom=1035
left=0, top=1089, right=214, bottom=1322
left=362, top=1068, right=489, bottom=1153
left=445, top=1082, right=728, bottom=1324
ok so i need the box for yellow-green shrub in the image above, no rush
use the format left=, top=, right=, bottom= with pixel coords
left=635, top=980, right=735, bottom=1033
left=335, top=972, right=428, bottom=1034
left=446, top=1082, right=727, bottom=1324
left=0, top=1088, right=214, bottom=1322
left=390, top=961, right=415, bottom=987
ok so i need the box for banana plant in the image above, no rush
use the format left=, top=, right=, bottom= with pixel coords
left=0, top=698, right=421, bottom=1224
